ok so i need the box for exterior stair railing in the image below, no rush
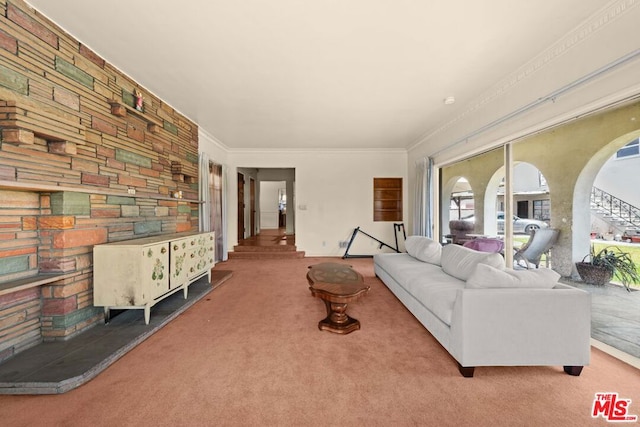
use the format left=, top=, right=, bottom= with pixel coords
left=590, top=186, right=640, bottom=232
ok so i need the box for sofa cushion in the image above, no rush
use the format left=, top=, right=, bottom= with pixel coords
left=466, top=263, right=561, bottom=289
left=405, top=279, right=463, bottom=326
left=374, top=253, right=443, bottom=291
left=405, top=236, right=441, bottom=265
left=440, top=244, right=504, bottom=281
left=375, top=253, right=462, bottom=326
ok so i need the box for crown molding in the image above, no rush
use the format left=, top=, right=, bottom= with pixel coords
left=410, top=0, right=640, bottom=152
left=198, top=128, right=229, bottom=151
left=227, top=147, right=408, bottom=154
left=197, top=131, right=408, bottom=155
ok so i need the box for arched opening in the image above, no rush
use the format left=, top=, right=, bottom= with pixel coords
left=483, top=162, right=550, bottom=238
left=592, top=137, right=640, bottom=242
left=573, top=130, right=640, bottom=275
left=449, top=177, right=473, bottom=220
left=442, top=176, right=473, bottom=241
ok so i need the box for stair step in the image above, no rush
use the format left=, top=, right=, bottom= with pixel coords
left=228, top=251, right=305, bottom=259
left=233, top=245, right=297, bottom=252
left=590, top=188, right=640, bottom=237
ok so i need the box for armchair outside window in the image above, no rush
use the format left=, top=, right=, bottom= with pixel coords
left=514, top=228, right=560, bottom=269
left=446, top=220, right=475, bottom=245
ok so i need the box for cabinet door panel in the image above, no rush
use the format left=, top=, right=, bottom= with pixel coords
left=142, top=243, right=170, bottom=300
left=170, top=237, right=191, bottom=289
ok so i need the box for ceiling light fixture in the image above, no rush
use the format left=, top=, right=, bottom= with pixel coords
left=443, top=96, right=456, bottom=105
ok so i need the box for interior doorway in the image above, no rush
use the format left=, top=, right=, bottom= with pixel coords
left=237, top=172, right=245, bottom=241
left=250, top=178, right=256, bottom=237
left=236, top=167, right=296, bottom=240
left=278, top=187, right=287, bottom=228
left=259, top=181, right=285, bottom=229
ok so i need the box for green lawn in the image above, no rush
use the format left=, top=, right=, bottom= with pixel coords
left=591, top=241, right=640, bottom=289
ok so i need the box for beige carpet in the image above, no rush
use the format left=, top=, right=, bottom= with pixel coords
left=0, top=257, right=638, bottom=426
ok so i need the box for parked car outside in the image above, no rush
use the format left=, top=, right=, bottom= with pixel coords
left=461, top=212, right=548, bottom=234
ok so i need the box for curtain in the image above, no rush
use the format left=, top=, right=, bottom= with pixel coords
left=413, top=157, right=434, bottom=238
left=413, top=158, right=427, bottom=236
left=198, top=152, right=212, bottom=232
left=221, top=164, right=229, bottom=261
left=426, top=157, right=434, bottom=239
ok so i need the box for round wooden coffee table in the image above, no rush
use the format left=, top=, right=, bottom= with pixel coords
left=307, top=262, right=370, bottom=334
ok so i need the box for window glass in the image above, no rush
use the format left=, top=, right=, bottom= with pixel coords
left=616, top=138, right=639, bottom=159
left=533, top=199, right=550, bottom=221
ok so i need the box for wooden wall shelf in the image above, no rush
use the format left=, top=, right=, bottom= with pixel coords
left=0, top=272, right=76, bottom=297
left=171, top=161, right=197, bottom=184
left=0, top=180, right=202, bottom=203
left=108, top=100, right=162, bottom=133
left=0, top=99, right=86, bottom=147
left=373, top=177, right=403, bottom=222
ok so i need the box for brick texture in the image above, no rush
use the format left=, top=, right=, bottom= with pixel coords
left=0, top=0, right=200, bottom=352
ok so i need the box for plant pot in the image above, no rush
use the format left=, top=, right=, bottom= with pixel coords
left=575, top=262, right=613, bottom=286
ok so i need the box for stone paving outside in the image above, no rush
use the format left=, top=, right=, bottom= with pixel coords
left=563, top=278, right=640, bottom=359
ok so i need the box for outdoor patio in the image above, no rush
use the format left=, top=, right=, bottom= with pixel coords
left=563, top=278, right=640, bottom=368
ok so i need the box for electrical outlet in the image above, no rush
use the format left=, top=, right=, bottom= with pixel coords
left=339, top=241, right=348, bottom=248
left=127, top=188, right=136, bottom=195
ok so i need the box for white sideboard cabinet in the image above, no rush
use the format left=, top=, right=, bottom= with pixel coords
left=93, top=231, right=215, bottom=324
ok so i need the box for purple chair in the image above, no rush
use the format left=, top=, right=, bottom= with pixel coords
left=463, top=238, right=504, bottom=253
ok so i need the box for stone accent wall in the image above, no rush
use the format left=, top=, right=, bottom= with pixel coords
left=0, top=0, right=200, bottom=360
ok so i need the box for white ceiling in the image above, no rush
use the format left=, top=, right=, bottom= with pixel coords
left=26, top=0, right=609, bottom=151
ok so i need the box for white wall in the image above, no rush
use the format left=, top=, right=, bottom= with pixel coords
left=513, top=163, right=544, bottom=193
left=199, top=129, right=229, bottom=165
left=228, top=149, right=408, bottom=256
left=594, top=154, right=640, bottom=208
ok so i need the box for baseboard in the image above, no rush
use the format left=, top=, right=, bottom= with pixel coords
left=591, top=338, right=640, bottom=370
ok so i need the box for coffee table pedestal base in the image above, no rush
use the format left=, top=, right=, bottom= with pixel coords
left=318, top=300, right=360, bottom=334
left=307, top=262, right=369, bottom=335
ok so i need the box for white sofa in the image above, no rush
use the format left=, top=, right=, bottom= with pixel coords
left=373, top=236, right=591, bottom=377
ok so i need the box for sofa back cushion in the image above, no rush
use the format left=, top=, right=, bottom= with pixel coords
left=440, top=243, right=504, bottom=281
left=466, top=263, right=560, bottom=289
left=405, top=236, right=442, bottom=265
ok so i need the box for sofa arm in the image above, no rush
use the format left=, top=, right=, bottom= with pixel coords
left=449, top=284, right=591, bottom=369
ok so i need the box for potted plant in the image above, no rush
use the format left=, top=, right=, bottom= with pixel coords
left=575, top=245, right=640, bottom=291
